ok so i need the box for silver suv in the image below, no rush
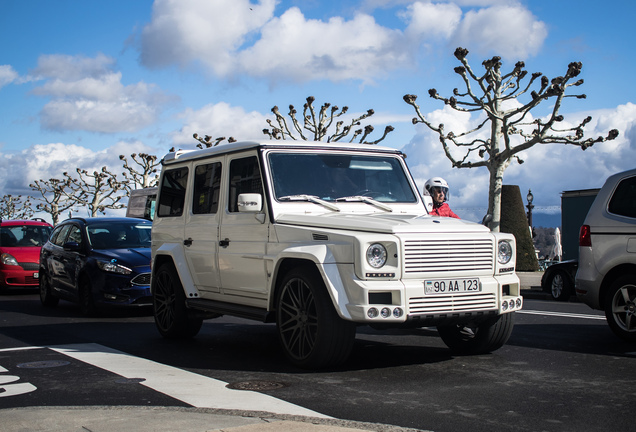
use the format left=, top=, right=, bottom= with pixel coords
left=575, top=168, right=636, bottom=341
left=150, top=141, right=522, bottom=368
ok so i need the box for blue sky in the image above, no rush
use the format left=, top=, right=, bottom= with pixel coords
left=1, top=0, right=635, bottom=226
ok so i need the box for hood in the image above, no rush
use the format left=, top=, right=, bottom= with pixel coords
left=0, top=246, right=41, bottom=263
left=93, top=248, right=151, bottom=269
left=276, top=213, right=490, bottom=234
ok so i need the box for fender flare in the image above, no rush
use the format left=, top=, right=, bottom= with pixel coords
left=153, top=242, right=200, bottom=299
left=270, top=244, right=353, bottom=320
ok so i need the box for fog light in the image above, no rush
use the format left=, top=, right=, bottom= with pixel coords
left=380, top=307, right=391, bottom=318
left=393, top=307, right=403, bottom=318
left=502, top=301, right=508, bottom=311
left=509, top=299, right=515, bottom=309
left=516, top=298, right=522, bottom=308
left=104, top=293, right=117, bottom=300
left=367, top=308, right=379, bottom=318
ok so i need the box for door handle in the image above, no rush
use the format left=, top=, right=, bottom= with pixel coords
left=184, top=238, right=193, bottom=247
left=219, top=238, right=230, bottom=248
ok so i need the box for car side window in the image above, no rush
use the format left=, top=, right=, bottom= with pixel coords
left=193, top=162, right=222, bottom=214
left=51, top=225, right=72, bottom=247
left=67, top=225, right=83, bottom=247
left=228, top=156, right=262, bottom=213
left=608, top=176, right=636, bottom=218
left=158, top=167, right=189, bottom=217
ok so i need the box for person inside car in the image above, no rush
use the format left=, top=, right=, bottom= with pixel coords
left=17, top=227, right=41, bottom=246
left=425, top=177, right=460, bottom=218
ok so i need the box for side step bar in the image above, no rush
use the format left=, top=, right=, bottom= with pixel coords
left=186, top=298, right=274, bottom=323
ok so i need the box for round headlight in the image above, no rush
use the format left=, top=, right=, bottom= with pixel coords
left=366, top=243, right=387, bottom=268
left=1, top=253, right=19, bottom=266
left=497, top=240, right=512, bottom=265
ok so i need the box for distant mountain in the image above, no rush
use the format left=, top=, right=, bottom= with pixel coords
left=532, top=212, right=561, bottom=229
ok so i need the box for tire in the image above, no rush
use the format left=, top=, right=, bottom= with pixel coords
left=153, top=263, right=202, bottom=339
left=78, top=276, right=98, bottom=316
left=437, top=312, right=515, bottom=355
left=547, top=270, right=572, bottom=301
left=39, top=272, right=59, bottom=308
left=276, top=265, right=356, bottom=369
left=604, top=275, right=636, bottom=342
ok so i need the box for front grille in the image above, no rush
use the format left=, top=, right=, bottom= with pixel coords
left=403, top=238, right=493, bottom=274
left=23, top=276, right=39, bottom=285
left=19, top=262, right=39, bottom=271
left=409, top=292, right=497, bottom=314
left=131, top=273, right=151, bottom=286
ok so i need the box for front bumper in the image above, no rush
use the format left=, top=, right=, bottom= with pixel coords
left=0, top=267, right=40, bottom=288
left=337, top=267, right=522, bottom=325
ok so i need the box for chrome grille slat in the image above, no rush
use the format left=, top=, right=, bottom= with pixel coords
left=409, top=293, right=497, bottom=314
left=131, top=273, right=151, bottom=286
left=404, top=238, right=493, bottom=274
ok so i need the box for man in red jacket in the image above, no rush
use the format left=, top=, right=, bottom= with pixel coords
left=425, top=177, right=460, bottom=219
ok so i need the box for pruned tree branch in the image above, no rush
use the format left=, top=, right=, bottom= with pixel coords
left=404, top=47, right=619, bottom=231
left=29, top=178, right=75, bottom=224
left=263, top=96, right=393, bottom=144
left=119, top=153, right=161, bottom=191
left=0, top=195, right=34, bottom=220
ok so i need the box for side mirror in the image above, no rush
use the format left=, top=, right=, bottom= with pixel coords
left=63, top=241, right=82, bottom=252
left=237, top=193, right=262, bottom=213
left=422, top=195, right=433, bottom=213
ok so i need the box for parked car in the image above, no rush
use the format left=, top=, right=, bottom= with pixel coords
left=150, top=140, right=521, bottom=369
left=39, top=217, right=153, bottom=315
left=1, top=219, right=53, bottom=292
left=541, top=260, right=577, bottom=301
left=575, top=168, right=636, bottom=341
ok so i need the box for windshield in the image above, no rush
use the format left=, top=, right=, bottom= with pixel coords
left=268, top=153, right=417, bottom=203
left=0, top=224, right=52, bottom=247
left=88, top=222, right=152, bottom=249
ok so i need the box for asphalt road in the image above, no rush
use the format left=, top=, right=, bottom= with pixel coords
left=1, top=290, right=634, bottom=432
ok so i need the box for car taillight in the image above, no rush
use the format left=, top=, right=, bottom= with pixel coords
left=579, top=224, right=591, bottom=247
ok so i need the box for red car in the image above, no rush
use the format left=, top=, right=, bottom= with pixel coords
left=0, top=219, right=53, bottom=292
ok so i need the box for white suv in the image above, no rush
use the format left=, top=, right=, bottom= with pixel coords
left=150, top=141, right=522, bottom=368
left=576, top=168, right=636, bottom=341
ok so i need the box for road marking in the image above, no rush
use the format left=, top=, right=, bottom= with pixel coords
left=519, top=310, right=606, bottom=320
left=49, top=343, right=329, bottom=418
left=0, top=346, right=43, bottom=352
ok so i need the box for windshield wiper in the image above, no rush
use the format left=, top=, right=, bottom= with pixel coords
left=278, top=195, right=340, bottom=212
left=335, top=196, right=393, bottom=212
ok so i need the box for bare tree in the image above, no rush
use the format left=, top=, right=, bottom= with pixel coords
left=192, top=134, right=237, bottom=148
left=119, top=153, right=161, bottom=191
left=404, top=47, right=619, bottom=231
left=0, top=195, right=34, bottom=220
left=263, top=96, right=394, bottom=144
left=62, top=167, right=126, bottom=217
left=29, top=178, right=76, bottom=225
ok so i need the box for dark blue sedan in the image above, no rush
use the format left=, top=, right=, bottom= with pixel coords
left=39, top=217, right=152, bottom=315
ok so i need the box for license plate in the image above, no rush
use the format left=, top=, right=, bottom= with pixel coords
left=33, top=272, right=39, bottom=279
left=425, top=278, right=480, bottom=295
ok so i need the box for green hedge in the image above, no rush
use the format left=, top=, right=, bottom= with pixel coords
left=500, top=185, right=539, bottom=272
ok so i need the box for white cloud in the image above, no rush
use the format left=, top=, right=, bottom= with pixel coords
left=403, top=2, right=462, bottom=39
left=30, top=54, right=173, bottom=133
left=0, top=141, right=164, bottom=197
left=140, top=0, right=276, bottom=76
left=452, top=5, right=547, bottom=59
left=238, top=8, right=408, bottom=83
left=136, top=1, right=547, bottom=84
left=0, top=65, right=18, bottom=89
left=172, top=102, right=268, bottom=148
